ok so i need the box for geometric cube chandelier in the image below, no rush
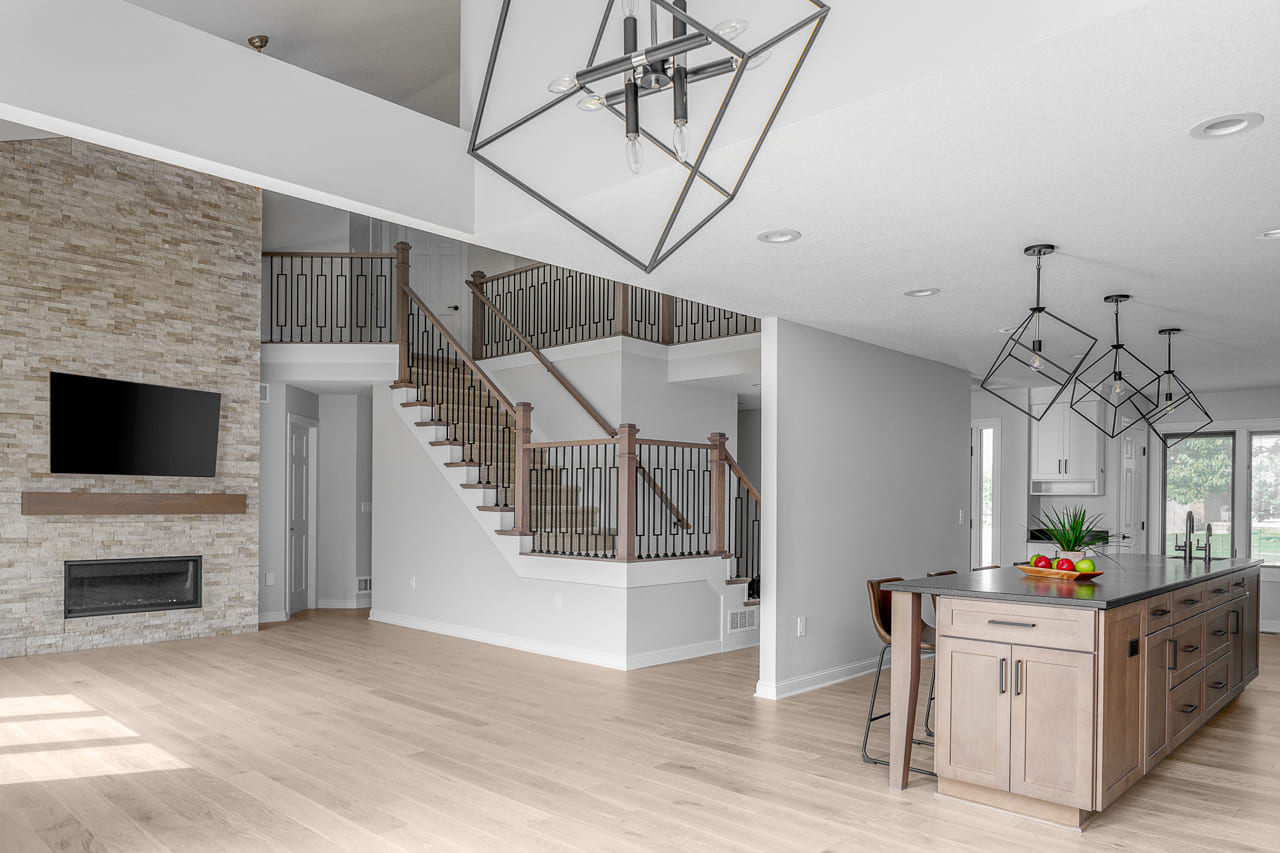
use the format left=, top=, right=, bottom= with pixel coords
left=1069, top=294, right=1161, bottom=439
left=980, top=244, right=1099, bottom=421
left=1139, top=328, right=1213, bottom=448
left=469, top=1, right=829, bottom=273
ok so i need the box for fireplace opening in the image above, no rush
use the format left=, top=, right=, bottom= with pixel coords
left=64, top=556, right=202, bottom=618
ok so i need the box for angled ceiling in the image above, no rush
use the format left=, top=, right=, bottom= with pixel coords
left=126, top=0, right=461, bottom=125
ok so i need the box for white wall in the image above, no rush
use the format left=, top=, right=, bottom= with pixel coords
left=356, top=390, right=373, bottom=604
left=317, top=395, right=359, bottom=608
left=262, top=192, right=350, bottom=252
left=258, top=383, right=319, bottom=622
left=736, top=408, right=762, bottom=486
left=758, top=319, right=971, bottom=699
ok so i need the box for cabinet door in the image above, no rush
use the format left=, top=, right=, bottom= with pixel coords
left=1030, top=403, right=1066, bottom=480
left=1243, top=571, right=1260, bottom=683
left=936, top=637, right=1011, bottom=791
left=1143, top=626, right=1173, bottom=771
left=1010, top=646, right=1096, bottom=809
left=1063, top=400, right=1101, bottom=481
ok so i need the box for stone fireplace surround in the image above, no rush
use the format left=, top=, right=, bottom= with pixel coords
left=0, top=138, right=261, bottom=658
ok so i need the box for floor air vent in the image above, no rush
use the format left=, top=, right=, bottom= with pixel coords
left=728, top=608, right=757, bottom=634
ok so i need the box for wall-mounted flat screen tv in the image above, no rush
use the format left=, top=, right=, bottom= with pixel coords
left=50, top=372, right=221, bottom=477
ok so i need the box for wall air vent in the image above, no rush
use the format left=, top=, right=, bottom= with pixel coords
left=259, top=383, right=269, bottom=403
left=728, top=608, right=758, bottom=634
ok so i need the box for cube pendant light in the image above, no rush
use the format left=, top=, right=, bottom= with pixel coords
left=980, top=244, right=1098, bottom=421
left=1069, top=295, right=1160, bottom=438
left=1139, top=328, right=1213, bottom=447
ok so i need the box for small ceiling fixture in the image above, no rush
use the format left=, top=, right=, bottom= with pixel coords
left=247, top=35, right=269, bottom=52
left=1139, top=328, right=1212, bottom=447
left=980, top=244, right=1098, bottom=421
left=904, top=288, right=940, bottom=298
left=1257, top=227, right=1280, bottom=239
left=757, top=228, right=801, bottom=244
left=469, top=0, right=829, bottom=272
left=1069, top=295, right=1160, bottom=438
left=1189, top=112, right=1263, bottom=139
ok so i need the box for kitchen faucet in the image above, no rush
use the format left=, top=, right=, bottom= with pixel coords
left=1196, top=523, right=1214, bottom=563
left=1172, top=509, right=1194, bottom=567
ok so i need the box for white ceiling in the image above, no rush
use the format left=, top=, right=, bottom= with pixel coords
left=464, top=0, right=1280, bottom=395
left=125, top=0, right=461, bottom=124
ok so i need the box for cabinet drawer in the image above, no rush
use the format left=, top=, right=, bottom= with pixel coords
left=1204, top=656, right=1232, bottom=718
left=1228, top=570, right=1251, bottom=600
left=937, top=599, right=1096, bottom=653
left=1143, top=593, right=1174, bottom=634
left=1170, top=582, right=1207, bottom=622
left=1203, top=603, right=1232, bottom=661
left=1169, top=615, right=1205, bottom=687
left=1205, top=576, right=1235, bottom=609
left=1168, top=670, right=1204, bottom=750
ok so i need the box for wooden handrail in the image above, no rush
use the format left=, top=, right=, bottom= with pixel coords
left=476, top=261, right=550, bottom=282
left=527, top=438, right=619, bottom=449
left=723, top=449, right=762, bottom=504
left=467, top=279, right=617, bottom=437
left=636, top=438, right=714, bottom=450
left=262, top=251, right=398, bottom=258
left=399, top=283, right=517, bottom=414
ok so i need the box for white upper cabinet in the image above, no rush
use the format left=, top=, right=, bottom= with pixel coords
left=1029, top=392, right=1104, bottom=495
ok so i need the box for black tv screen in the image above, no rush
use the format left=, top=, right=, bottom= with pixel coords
left=50, top=372, right=221, bottom=477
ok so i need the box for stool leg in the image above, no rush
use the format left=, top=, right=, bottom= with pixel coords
left=924, top=662, right=937, bottom=738
left=860, top=643, right=890, bottom=765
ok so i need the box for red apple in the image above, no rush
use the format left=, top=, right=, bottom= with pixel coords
left=1033, top=555, right=1052, bottom=569
left=1055, top=557, right=1075, bottom=572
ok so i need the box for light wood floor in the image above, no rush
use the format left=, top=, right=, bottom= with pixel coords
left=0, top=611, right=1276, bottom=852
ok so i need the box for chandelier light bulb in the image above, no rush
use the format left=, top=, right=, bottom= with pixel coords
left=625, top=136, right=644, bottom=174
left=1112, top=377, right=1124, bottom=398
left=713, top=19, right=749, bottom=41
left=621, top=0, right=638, bottom=16
left=547, top=75, right=577, bottom=94
left=1029, top=353, right=1043, bottom=372
left=672, top=121, right=690, bottom=161
left=746, top=50, right=773, bottom=70
left=577, top=93, right=605, bottom=111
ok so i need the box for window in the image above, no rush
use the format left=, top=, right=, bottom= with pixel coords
left=1163, top=433, right=1234, bottom=558
left=1250, top=432, right=1280, bottom=566
left=971, top=421, right=999, bottom=567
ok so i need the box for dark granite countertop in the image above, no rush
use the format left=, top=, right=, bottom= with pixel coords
left=883, top=554, right=1262, bottom=609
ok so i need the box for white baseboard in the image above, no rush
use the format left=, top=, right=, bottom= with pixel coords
left=626, top=640, right=724, bottom=670
left=317, top=599, right=360, bottom=609
left=257, top=610, right=288, bottom=624
left=369, top=609, right=628, bottom=669
left=1261, top=619, right=1280, bottom=634
left=755, top=651, right=887, bottom=701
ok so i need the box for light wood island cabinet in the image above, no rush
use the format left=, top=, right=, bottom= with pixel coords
left=894, top=556, right=1262, bottom=829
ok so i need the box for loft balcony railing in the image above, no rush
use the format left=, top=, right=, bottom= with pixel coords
left=469, top=264, right=759, bottom=360
left=262, top=252, right=397, bottom=343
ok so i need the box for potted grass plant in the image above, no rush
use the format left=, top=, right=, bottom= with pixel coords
left=1033, top=506, right=1111, bottom=562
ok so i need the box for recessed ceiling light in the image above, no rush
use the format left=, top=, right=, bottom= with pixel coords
left=997, top=326, right=1018, bottom=334
left=1257, top=227, right=1280, bottom=240
left=757, top=228, right=801, bottom=244
left=1189, top=112, right=1263, bottom=139
left=904, top=288, right=941, bottom=298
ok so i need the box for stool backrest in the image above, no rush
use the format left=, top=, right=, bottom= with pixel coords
left=926, top=570, right=958, bottom=616
left=973, top=564, right=999, bottom=571
left=866, top=577, right=903, bottom=646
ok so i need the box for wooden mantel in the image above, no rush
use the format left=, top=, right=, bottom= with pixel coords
left=21, top=492, right=248, bottom=516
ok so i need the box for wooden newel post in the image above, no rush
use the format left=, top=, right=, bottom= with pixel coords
left=708, top=432, right=728, bottom=556
left=617, top=423, right=640, bottom=562
left=613, top=281, right=631, bottom=337
left=470, top=270, right=487, bottom=362
left=395, top=241, right=411, bottom=383
left=660, top=293, right=675, bottom=345
left=513, top=402, right=534, bottom=535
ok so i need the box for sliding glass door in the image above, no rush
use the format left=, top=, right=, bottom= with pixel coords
left=1250, top=432, right=1280, bottom=566
left=1163, top=433, right=1234, bottom=558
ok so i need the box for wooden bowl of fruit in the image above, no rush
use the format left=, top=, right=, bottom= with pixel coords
left=1015, top=554, right=1103, bottom=581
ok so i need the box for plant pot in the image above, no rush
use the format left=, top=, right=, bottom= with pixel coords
left=1056, top=550, right=1086, bottom=562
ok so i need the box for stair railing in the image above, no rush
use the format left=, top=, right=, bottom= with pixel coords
left=719, top=441, right=762, bottom=595
left=262, top=251, right=398, bottom=343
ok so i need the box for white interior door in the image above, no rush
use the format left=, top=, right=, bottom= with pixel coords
left=1116, top=421, right=1148, bottom=553
left=390, top=226, right=470, bottom=345
left=288, top=421, right=312, bottom=616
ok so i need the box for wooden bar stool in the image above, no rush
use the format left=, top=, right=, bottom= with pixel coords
left=973, top=564, right=999, bottom=571
left=921, top=570, right=958, bottom=737
left=862, top=577, right=937, bottom=777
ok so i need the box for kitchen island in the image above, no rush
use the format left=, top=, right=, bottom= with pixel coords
left=883, top=555, right=1262, bottom=828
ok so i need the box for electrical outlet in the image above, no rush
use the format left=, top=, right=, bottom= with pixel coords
left=360, top=502, right=372, bottom=513
left=265, top=572, right=276, bottom=587
left=797, top=616, right=807, bottom=638
left=958, top=508, right=966, bottom=526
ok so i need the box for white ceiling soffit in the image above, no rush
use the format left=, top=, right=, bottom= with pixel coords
left=0, top=119, right=59, bottom=141
left=466, top=0, right=1280, bottom=394
left=125, top=0, right=461, bottom=125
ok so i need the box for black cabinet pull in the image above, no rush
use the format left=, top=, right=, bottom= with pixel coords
left=1179, top=704, right=1199, bottom=715
left=1234, top=580, right=1247, bottom=588
left=1211, top=629, right=1228, bottom=637
left=1210, top=681, right=1227, bottom=690
left=1182, top=598, right=1199, bottom=606
left=1151, top=608, right=1170, bottom=617
left=999, top=658, right=1007, bottom=694
left=1230, top=609, right=1241, bottom=635
left=1014, top=660, right=1023, bottom=696
left=1182, top=644, right=1199, bottom=653
left=1168, top=638, right=1177, bottom=671
left=1212, top=587, right=1228, bottom=595
left=988, top=619, right=1036, bottom=628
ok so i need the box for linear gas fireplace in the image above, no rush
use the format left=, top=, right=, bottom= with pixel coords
left=64, top=556, right=202, bottom=618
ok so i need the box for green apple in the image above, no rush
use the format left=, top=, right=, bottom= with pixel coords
left=1029, top=553, right=1044, bottom=565
left=1076, top=558, right=1096, bottom=573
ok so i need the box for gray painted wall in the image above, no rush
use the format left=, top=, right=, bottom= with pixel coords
left=758, top=319, right=971, bottom=698
left=258, top=383, right=319, bottom=620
